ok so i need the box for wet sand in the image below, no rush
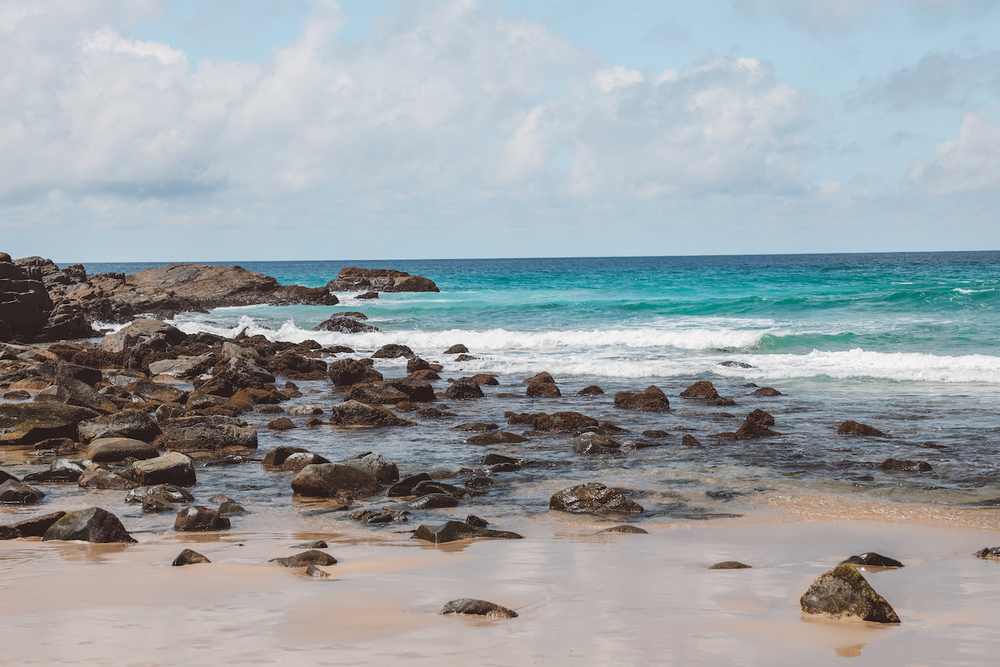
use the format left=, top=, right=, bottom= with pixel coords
left=2, top=518, right=999, bottom=665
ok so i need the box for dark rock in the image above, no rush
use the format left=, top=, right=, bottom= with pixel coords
left=123, top=452, right=197, bottom=487
left=842, top=553, right=904, bottom=568
left=416, top=407, right=453, bottom=418
left=263, top=446, right=311, bottom=466
left=974, top=547, right=1000, bottom=559
left=31, top=437, right=79, bottom=454
left=344, top=382, right=408, bottom=405
left=444, top=344, right=468, bottom=354
left=444, top=379, right=484, bottom=400
left=270, top=550, right=338, bottom=567
left=344, top=451, right=399, bottom=484
left=291, top=463, right=381, bottom=498
left=719, top=361, right=754, bottom=368
left=268, top=417, right=295, bottom=430
left=465, top=515, right=489, bottom=528
left=412, top=480, right=466, bottom=498
left=408, top=493, right=460, bottom=509
left=172, top=549, right=211, bottom=566
left=0, top=403, right=100, bottom=446
left=2, top=389, right=31, bottom=400
left=531, top=411, right=599, bottom=433
left=411, top=520, right=523, bottom=543
left=681, top=435, right=703, bottom=447
left=218, top=501, right=246, bottom=515
left=42, top=507, right=136, bottom=543
left=328, top=359, right=383, bottom=386
left=522, top=372, right=555, bottom=385
left=386, top=473, right=433, bottom=497
left=681, top=381, right=720, bottom=400
left=577, top=385, right=605, bottom=396
left=326, top=267, right=439, bottom=293
left=455, top=422, right=499, bottom=432
left=3, top=511, right=66, bottom=537
left=466, top=431, right=529, bottom=445
left=469, top=374, right=499, bottom=386
left=735, top=409, right=778, bottom=439
left=174, top=506, right=231, bottom=532
left=599, top=525, right=648, bottom=534
left=614, top=386, right=670, bottom=412
left=78, top=410, right=162, bottom=444
left=707, top=398, right=736, bottom=407
left=454, top=354, right=478, bottom=362
left=305, top=564, right=329, bottom=578
left=751, top=387, right=783, bottom=396
left=142, top=496, right=176, bottom=513
left=572, top=432, right=621, bottom=455
left=294, top=540, right=329, bottom=549
left=642, top=430, right=670, bottom=439
left=526, top=382, right=561, bottom=398
left=328, top=400, right=413, bottom=427
left=355, top=291, right=379, bottom=300
left=85, top=437, right=158, bottom=463
left=838, top=421, right=887, bottom=437
left=338, top=312, right=367, bottom=320
left=125, top=484, right=194, bottom=504
left=315, top=317, right=380, bottom=334
left=350, top=508, right=408, bottom=524
left=710, top=561, right=751, bottom=569
left=880, top=459, right=932, bottom=472
left=406, top=357, right=432, bottom=373
left=78, top=465, right=134, bottom=490
left=0, top=479, right=45, bottom=504
left=439, top=598, right=518, bottom=619
left=800, top=563, right=900, bottom=623
left=550, top=483, right=643, bottom=514
left=371, top=344, right=414, bottom=359
left=161, top=415, right=258, bottom=451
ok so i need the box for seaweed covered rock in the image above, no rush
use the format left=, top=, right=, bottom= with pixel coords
left=800, top=563, right=900, bottom=623
left=549, top=483, right=643, bottom=515
left=439, top=599, right=518, bottom=619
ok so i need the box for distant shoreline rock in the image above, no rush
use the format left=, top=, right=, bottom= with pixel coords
left=326, top=267, right=439, bottom=293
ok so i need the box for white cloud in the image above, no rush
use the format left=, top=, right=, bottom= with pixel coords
left=0, top=0, right=813, bottom=209
left=908, top=109, right=1000, bottom=194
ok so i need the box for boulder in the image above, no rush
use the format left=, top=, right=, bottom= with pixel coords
left=86, top=438, right=159, bottom=463
left=2, top=511, right=66, bottom=537
left=800, top=563, right=900, bottom=623
left=125, top=484, right=194, bottom=504
left=262, top=446, right=311, bottom=466
left=709, top=561, right=751, bottom=569
left=572, top=432, right=621, bottom=455
left=174, top=506, right=231, bottom=532
left=614, top=386, right=670, bottom=412
left=735, top=409, right=778, bottom=439
left=290, top=463, right=381, bottom=498
left=42, top=507, right=136, bottom=543
left=344, top=451, right=399, bottom=484
left=371, top=344, right=414, bottom=359
left=880, top=458, right=932, bottom=472
left=172, top=549, right=211, bottom=566
left=532, top=412, right=599, bottom=433
left=326, top=267, right=439, bottom=293
left=122, top=452, right=197, bottom=487
left=406, top=357, right=431, bottom=373
left=465, top=431, right=529, bottom=445
left=288, top=405, right=324, bottom=416
left=314, top=317, right=380, bottom=334
left=526, top=382, right=561, bottom=398
left=444, top=344, right=468, bottom=354
left=34, top=379, right=118, bottom=414
left=127, top=381, right=188, bottom=405
left=78, top=465, right=135, bottom=490
left=328, top=401, right=413, bottom=427
left=161, top=415, right=258, bottom=451
left=577, top=385, right=605, bottom=396
left=386, top=473, right=433, bottom=497
left=269, top=550, right=338, bottom=567
left=454, top=422, right=499, bottom=432
left=599, top=525, right=648, bottom=534
left=680, top=381, right=719, bottom=400
left=751, top=387, right=783, bottom=397
left=838, top=421, right=887, bottom=437
left=345, top=383, right=409, bottom=405
left=411, top=520, right=523, bottom=543
left=681, top=435, right=703, bottom=447
left=268, top=417, right=294, bottom=430
left=328, top=358, right=383, bottom=386
left=549, top=483, right=643, bottom=515
left=974, top=547, right=1000, bottom=559
left=78, top=410, right=162, bottom=444
left=0, top=479, right=45, bottom=504
left=842, top=553, right=904, bottom=568
left=408, top=493, right=460, bottom=509
left=439, top=599, right=518, bottom=619
left=445, top=379, right=484, bottom=400
left=0, top=403, right=100, bottom=446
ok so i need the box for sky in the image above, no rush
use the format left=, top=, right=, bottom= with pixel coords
left=2, top=0, right=999, bottom=262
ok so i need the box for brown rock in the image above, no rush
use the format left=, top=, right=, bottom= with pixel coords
left=680, top=381, right=719, bottom=400
left=526, top=382, right=561, bottom=398
left=614, top=386, right=670, bottom=412
left=549, top=483, right=643, bottom=514
left=838, top=421, right=887, bottom=437
left=735, top=409, right=778, bottom=439
left=328, top=401, right=413, bottom=427
left=800, top=563, right=900, bottom=623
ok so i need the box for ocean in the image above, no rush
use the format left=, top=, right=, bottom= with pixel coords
left=69, top=251, right=1000, bottom=530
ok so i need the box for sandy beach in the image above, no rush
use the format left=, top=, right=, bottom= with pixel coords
left=3, top=515, right=1000, bottom=666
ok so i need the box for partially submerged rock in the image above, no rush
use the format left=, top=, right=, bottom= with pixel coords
left=172, top=549, right=211, bottom=566
left=465, top=431, right=528, bottom=445
left=411, top=520, right=523, bottom=543
left=328, top=401, right=413, bottom=427
left=880, top=459, right=932, bottom=472
left=838, top=421, right=887, bottom=437
left=122, top=451, right=197, bottom=487
left=85, top=437, right=158, bottom=463
left=174, top=506, right=231, bottom=532
left=680, top=381, right=719, bottom=400
left=42, top=507, right=136, bottom=543
left=270, top=550, right=338, bottom=567
left=161, top=415, right=258, bottom=451
left=327, top=267, right=439, bottom=293
left=344, top=451, right=399, bottom=484
left=599, top=525, right=648, bottom=534
left=0, top=403, right=99, bottom=446
left=439, top=598, right=518, bottom=619
left=549, top=483, right=643, bottom=515
left=735, top=409, right=778, bottom=439
left=842, top=553, right=904, bottom=568
left=800, top=563, right=900, bottom=623
left=710, top=561, right=751, bottom=569
left=78, top=410, right=161, bottom=444
left=572, top=432, right=621, bottom=455
left=614, top=386, right=670, bottom=412
left=291, top=463, right=381, bottom=498
left=0, top=479, right=45, bottom=504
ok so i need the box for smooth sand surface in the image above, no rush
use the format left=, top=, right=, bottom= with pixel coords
left=2, top=519, right=1000, bottom=666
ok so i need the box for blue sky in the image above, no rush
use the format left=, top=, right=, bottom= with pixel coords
left=2, top=0, right=999, bottom=261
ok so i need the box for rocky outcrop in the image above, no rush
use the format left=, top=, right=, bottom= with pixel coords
left=314, top=317, right=380, bottom=334
left=800, top=563, right=900, bottom=623
left=326, top=267, right=439, bottom=293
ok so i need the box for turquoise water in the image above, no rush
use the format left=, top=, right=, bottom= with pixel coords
left=62, top=251, right=1000, bottom=526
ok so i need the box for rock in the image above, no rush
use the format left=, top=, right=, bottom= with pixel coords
left=577, top=385, right=605, bottom=396
left=614, top=386, right=670, bottom=412
left=465, top=431, right=529, bottom=445
left=454, top=422, right=499, bottom=432
left=0, top=403, right=100, bottom=446
left=187, top=393, right=230, bottom=411
left=344, top=451, right=399, bottom=484
left=218, top=501, right=245, bottom=515
left=78, top=465, right=134, bottom=489
left=0, top=525, right=20, bottom=539
left=155, top=404, right=185, bottom=423
left=454, top=354, right=478, bottom=362
left=599, top=525, right=648, bottom=534
left=800, top=563, right=900, bottom=623
left=719, top=361, right=754, bottom=368
left=572, top=432, right=621, bottom=455
left=314, top=316, right=380, bottom=334
left=270, top=550, right=338, bottom=567
left=174, top=506, right=231, bottom=532
left=172, top=549, right=211, bottom=566
left=465, top=515, right=489, bottom=528
left=263, top=446, right=310, bottom=466
left=530, top=412, right=599, bottom=433
left=681, top=381, right=720, bottom=400
left=408, top=493, right=460, bottom=509
left=707, top=398, right=736, bottom=407
left=42, top=507, right=136, bottom=543
left=78, top=410, right=162, bottom=444
left=2, top=511, right=66, bottom=537
left=411, top=520, right=523, bottom=543
left=842, top=553, right=904, bottom=568
left=444, top=379, right=484, bottom=400
left=0, top=479, right=45, bottom=504
left=294, top=540, right=329, bottom=549
left=412, top=480, right=466, bottom=498
left=288, top=406, right=324, bottom=416
left=350, top=508, right=409, bottom=524
left=268, top=417, right=295, bottom=430
left=880, top=459, right=932, bottom=472
left=125, top=484, right=194, bottom=504
left=549, top=483, right=643, bottom=515
left=142, top=496, right=176, bottom=513
left=751, top=387, right=783, bottom=396
left=2, top=389, right=31, bottom=400
left=86, top=438, right=159, bottom=463
left=161, top=415, right=258, bottom=451
left=127, top=381, right=188, bottom=405
left=444, top=344, right=468, bottom=354
left=31, top=437, right=79, bottom=454
left=974, top=547, right=1000, bottom=559
left=735, top=409, right=778, bottom=439
left=328, top=359, right=383, bottom=386
left=371, top=344, right=414, bottom=359
left=386, top=473, right=433, bottom=497
left=526, top=382, right=561, bottom=398
left=291, top=463, right=381, bottom=498
left=522, top=372, right=555, bottom=385
left=838, top=421, right=887, bottom=437
left=439, top=599, right=518, bottom=619
left=326, top=267, right=439, bottom=293
left=328, top=401, right=413, bottom=427
left=123, top=452, right=197, bottom=487
left=338, top=312, right=367, bottom=320
left=305, top=564, right=330, bottom=578
left=681, top=434, right=703, bottom=447
left=710, top=561, right=751, bottom=569
left=344, top=382, right=409, bottom=405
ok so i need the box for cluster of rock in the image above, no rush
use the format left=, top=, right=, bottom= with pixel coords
left=326, top=267, right=439, bottom=293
